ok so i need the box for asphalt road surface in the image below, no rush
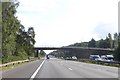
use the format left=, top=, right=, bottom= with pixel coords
left=2, top=58, right=119, bottom=79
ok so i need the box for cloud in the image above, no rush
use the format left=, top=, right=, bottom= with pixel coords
left=16, top=0, right=119, bottom=48
left=93, top=23, right=118, bottom=39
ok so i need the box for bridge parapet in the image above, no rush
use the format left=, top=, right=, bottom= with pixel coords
left=34, top=47, right=114, bottom=51
left=34, top=47, right=114, bottom=58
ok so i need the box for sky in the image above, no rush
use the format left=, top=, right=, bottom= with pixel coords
left=16, top=0, right=119, bottom=54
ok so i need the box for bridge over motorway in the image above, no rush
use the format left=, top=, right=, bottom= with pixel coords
left=34, top=46, right=114, bottom=51
left=34, top=47, right=114, bottom=58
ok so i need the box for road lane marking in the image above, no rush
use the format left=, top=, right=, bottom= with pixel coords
left=68, top=68, right=73, bottom=70
left=30, top=59, right=46, bottom=79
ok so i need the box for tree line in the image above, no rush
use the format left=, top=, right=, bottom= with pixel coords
left=2, top=2, right=36, bottom=63
left=68, top=33, right=119, bottom=49
left=50, top=33, right=120, bottom=61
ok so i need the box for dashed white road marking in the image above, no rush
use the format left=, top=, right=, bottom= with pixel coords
left=68, top=68, right=73, bottom=70
left=30, top=59, right=46, bottom=80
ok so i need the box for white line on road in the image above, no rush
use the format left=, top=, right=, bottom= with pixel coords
left=68, top=68, right=73, bottom=70
left=30, top=59, right=46, bottom=79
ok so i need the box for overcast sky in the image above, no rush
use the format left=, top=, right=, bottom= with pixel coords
left=16, top=0, right=119, bottom=49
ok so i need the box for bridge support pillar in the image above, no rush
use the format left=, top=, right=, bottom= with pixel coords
left=35, top=49, right=39, bottom=57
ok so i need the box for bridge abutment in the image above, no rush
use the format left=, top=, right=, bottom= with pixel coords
left=34, top=49, right=39, bottom=57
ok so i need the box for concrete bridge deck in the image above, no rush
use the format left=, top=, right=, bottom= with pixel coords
left=34, top=47, right=114, bottom=51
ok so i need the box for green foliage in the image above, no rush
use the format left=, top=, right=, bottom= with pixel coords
left=88, top=38, right=96, bottom=47
left=2, top=2, right=19, bottom=57
left=39, top=50, right=46, bottom=57
left=108, top=33, right=113, bottom=48
left=114, top=33, right=120, bottom=61
left=50, top=33, right=120, bottom=61
left=0, top=3, right=2, bottom=64
left=113, top=33, right=118, bottom=49
left=2, top=2, right=36, bottom=63
left=97, top=33, right=113, bottom=48
left=68, top=42, right=88, bottom=47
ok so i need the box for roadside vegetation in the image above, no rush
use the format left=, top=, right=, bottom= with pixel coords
left=50, top=33, right=120, bottom=62
left=38, top=50, right=46, bottom=59
left=2, top=1, right=36, bottom=63
left=1, top=0, right=120, bottom=65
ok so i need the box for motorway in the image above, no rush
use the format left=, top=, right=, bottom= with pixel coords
left=2, top=58, right=119, bottom=79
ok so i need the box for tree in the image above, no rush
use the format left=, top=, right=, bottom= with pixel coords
left=113, top=33, right=118, bottom=49
left=2, top=2, right=20, bottom=63
left=15, top=26, right=36, bottom=57
left=108, top=33, right=113, bottom=48
left=98, top=39, right=103, bottom=48
left=26, top=27, right=36, bottom=56
left=39, top=50, right=46, bottom=58
left=114, top=33, right=120, bottom=61
left=88, top=38, right=96, bottom=47
left=97, top=35, right=113, bottom=48
left=0, top=2, right=2, bottom=61
left=105, top=37, right=110, bottom=48
left=2, top=1, right=36, bottom=63
left=14, top=24, right=28, bottom=59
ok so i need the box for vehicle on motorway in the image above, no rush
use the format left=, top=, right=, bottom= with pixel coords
left=89, top=55, right=114, bottom=62
left=89, top=55, right=102, bottom=61
left=66, top=57, right=72, bottom=60
left=46, top=55, right=50, bottom=59
left=72, top=56, right=77, bottom=60
left=101, top=55, right=114, bottom=62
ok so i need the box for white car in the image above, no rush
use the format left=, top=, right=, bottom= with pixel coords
left=95, top=57, right=102, bottom=61
left=101, top=55, right=114, bottom=62
left=72, top=56, right=77, bottom=60
left=89, top=55, right=101, bottom=60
